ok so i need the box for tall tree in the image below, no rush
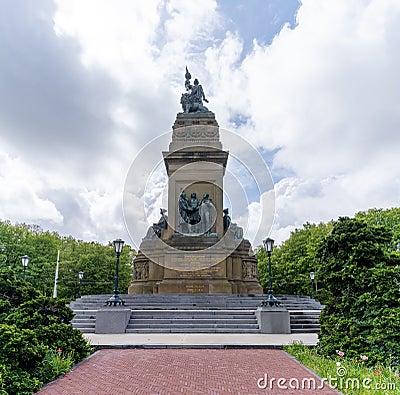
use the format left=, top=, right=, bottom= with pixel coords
left=0, top=221, right=135, bottom=300
left=256, top=222, right=332, bottom=296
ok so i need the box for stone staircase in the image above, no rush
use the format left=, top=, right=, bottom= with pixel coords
left=126, top=310, right=259, bottom=333
left=70, top=294, right=323, bottom=334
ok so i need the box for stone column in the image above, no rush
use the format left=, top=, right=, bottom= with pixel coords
left=162, top=112, right=228, bottom=238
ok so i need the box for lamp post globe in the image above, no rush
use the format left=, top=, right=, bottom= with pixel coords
left=78, top=271, right=84, bottom=298
left=21, top=255, right=30, bottom=279
left=309, top=271, right=316, bottom=299
left=261, top=237, right=280, bottom=307
left=106, top=239, right=125, bottom=306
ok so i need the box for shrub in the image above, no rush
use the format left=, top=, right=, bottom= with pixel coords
left=36, top=323, right=93, bottom=363
left=0, top=366, right=42, bottom=395
left=0, top=324, right=47, bottom=372
left=0, top=270, right=40, bottom=309
left=317, top=217, right=400, bottom=366
left=5, top=296, right=74, bottom=329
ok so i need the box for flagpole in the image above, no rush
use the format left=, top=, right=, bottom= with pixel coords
left=53, top=250, right=60, bottom=298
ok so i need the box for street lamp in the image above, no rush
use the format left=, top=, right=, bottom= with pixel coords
left=261, top=237, right=280, bottom=307
left=105, top=238, right=125, bottom=306
left=309, top=271, right=315, bottom=299
left=21, top=255, right=30, bottom=279
left=78, top=271, right=84, bottom=298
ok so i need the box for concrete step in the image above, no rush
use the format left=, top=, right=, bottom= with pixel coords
left=72, top=322, right=95, bottom=328
left=72, top=318, right=96, bottom=324
left=131, top=310, right=255, bottom=317
left=76, top=327, right=96, bottom=333
left=126, top=309, right=259, bottom=334
left=127, top=323, right=259, bottom=329
left=290, top=318, right=320, bottom=324
left=129, top=319, right=257, bottom=325
left=125, top=328, right=261, bottom=334
left=291, top=328, right=320, bottom=333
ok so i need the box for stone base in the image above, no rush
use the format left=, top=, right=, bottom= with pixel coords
left=95, top=308, right=131, bottom=334
left=255, top=306, right=291, bottom=334
left=128, top=237, right=263, bottom=295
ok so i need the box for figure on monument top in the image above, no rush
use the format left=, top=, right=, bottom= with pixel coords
left=181, top=67, right=209, bottom=113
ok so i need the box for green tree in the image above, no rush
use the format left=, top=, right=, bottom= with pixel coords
left=257, top=222, right=332, bottom=296
left=317, top=216, right=400, bottom=365
left=355, top=207, right=400, bottom=251
left=0, top=221, right=135, bottom=301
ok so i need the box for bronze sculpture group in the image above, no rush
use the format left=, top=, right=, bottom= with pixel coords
left=180, top=67, right=209, bottom=113
left=178, top=191, right=215, bottom=235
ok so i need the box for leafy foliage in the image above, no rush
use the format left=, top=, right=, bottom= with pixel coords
left=4, top=297, right=73, bottom=329
left=257, top=221, right=332, bottom=295
left=35, top=323, right=93, bottom=362
left=0, top=270, right=41, bottom=308
left=285, top=341, right=400, bottom=395
left=257, top=208, right=400, bottom=367
left=317, top=215, right=400, bottom=366
left=0, top=220, right=135, bottom=300
left=38, top=349, right=74, bottom=385
left=0, top=270, right=93, bottom=394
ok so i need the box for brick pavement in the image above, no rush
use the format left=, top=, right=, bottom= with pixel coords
left=38, top=349, right=340, bottom=395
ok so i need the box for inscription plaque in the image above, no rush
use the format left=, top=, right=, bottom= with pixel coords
left=186, top=284, right=206, bottom=293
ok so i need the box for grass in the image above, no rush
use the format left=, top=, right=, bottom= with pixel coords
left=39, top=349, right=74, bottom=383
left=283, top=342, right=400, bottom=395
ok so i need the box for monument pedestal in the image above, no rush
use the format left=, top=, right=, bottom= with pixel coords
left=128, top=112, right=263, bottom=295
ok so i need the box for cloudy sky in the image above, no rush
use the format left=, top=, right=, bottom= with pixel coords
left=0, top=0, right=399, bottom=249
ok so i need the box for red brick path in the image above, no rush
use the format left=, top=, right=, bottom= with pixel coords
left=38, top=349, right=340, bottom=394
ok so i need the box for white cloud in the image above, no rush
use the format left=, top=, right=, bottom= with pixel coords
left=0, top=0, right=399, bottom=249
left=207, top=0, right=400, bottom=243
left=0, top=152, right=63, bottom=225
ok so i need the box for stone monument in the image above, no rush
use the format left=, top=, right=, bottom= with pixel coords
left=128, top=68, right=263, bottom=294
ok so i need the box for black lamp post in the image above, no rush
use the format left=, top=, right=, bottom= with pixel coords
left=106, top=238, right=125, bottom=306
left=78, top=271, right=84, bottom=298
left=310, top=271, right=315, bottom=299
left=261, top=237, right=280, bottom=307
left=21, top=255, right=30, bottom=279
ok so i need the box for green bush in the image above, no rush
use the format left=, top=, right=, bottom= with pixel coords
left=0, top=366, right=42, bottom=395
left=0, top=324, right=47, bottom=371
left=36, top=323, right=93, bottom=363
left=0, top=300, right=11, bottom=322
left=317, top=216, right=400, bottom=366
left=5, top=297, right=74, bottom=329
left=0, top=272, right=93, bottom=393
left=0, top=270, right=40, bottom=309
